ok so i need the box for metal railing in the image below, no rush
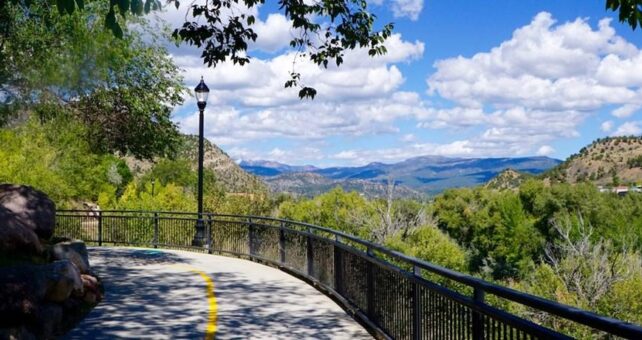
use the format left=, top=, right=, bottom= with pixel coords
left=55, top=210, right=642, bottom=339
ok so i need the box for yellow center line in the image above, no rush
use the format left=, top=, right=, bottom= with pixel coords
left=171, top=264, right=218, bottom=339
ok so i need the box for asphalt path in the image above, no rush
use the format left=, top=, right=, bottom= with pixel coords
left=63, top=247, right=372, bottom=339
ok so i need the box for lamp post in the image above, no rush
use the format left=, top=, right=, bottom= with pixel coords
left=192, top=77, right=209, bottom=247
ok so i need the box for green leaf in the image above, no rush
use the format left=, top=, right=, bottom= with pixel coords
left=117, top=0, right=129, bottom=16
left=56, top=0, right=66, bottom=15
left=75, top=0, right=84, bottom=10
left=131, top=0, right=143, bottom=15
left=105, top=10, right=123, bottom=39
left=298, top=87, right=317, bottom=100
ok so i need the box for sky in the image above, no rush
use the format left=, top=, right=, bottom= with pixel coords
left=156, top=0, right=642, bottom=167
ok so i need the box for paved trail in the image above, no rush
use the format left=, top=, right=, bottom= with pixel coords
left=64, top=247, right=371, bottom=340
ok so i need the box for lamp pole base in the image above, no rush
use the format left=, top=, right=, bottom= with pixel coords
left=192, top=219, right=206, bottom=247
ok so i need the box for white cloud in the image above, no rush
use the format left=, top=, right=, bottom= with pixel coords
left=400, top=134, right=416, bottom=142
left=251, top=14, right=296, bottom=53
left=612, top=121, right=642, bottom=136
left=173, top=31, right=427, bottom=148
left=391, top=0, right=423, bottom=21
left=612, top=104, right=641, bottom=118
left=168, top=11, right=642, bottom=165
left=536, top=145, right=555, bottom=156
left=601, top=120, right=614, bottom=132
left=413, top=12, right=642, bottom=162
left=427, top=12, right=641, bottom=112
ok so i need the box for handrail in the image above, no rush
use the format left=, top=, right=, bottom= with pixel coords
left=56, top=209, right=642, bottom=339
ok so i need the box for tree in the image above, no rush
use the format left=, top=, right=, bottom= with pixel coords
left=0, top=0, right=187, bottom=159
left=3, top=0, right=393, bottom=99
left=6, top=0, right=640, bottom=98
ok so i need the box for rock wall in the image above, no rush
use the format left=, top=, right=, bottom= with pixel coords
left=0, top=184, right=102, bottom=339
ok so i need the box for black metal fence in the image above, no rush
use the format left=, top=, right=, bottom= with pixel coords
left=55, top=210, right=642, bottom=339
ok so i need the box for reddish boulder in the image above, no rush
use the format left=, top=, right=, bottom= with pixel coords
left=44, top=260, right=83, bottom=303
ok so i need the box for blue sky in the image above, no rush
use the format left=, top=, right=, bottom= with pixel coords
left=161, top=0, right=642, bottom=167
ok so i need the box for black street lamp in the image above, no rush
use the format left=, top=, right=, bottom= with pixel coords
left=192, top=77, right=209, bottom=247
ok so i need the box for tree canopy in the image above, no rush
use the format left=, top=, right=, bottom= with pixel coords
left=0, top=0, right=186, bottom=159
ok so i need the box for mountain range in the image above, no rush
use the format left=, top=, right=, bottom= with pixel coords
left=240, top=156, right=561, bottom=196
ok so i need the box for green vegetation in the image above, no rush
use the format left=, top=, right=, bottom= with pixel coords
left=2, top=1, right=642, bottom=337
left=275, top=180, right=642, bottom=337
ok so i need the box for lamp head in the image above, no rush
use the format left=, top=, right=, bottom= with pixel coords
left=194, top=76, right=210, bottom=109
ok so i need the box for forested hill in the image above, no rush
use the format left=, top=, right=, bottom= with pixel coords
left=124, top=135, right=266, bottom=194
left=543, top=136, right=642, bottom=185
left=179, top=136, right=266, bottom=193
left=485, top=168, right=532, bottom=190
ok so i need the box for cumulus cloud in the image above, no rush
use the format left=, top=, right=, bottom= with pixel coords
left=174, top=32, right=426, bottom=150
left=601, top=120, right=614, bottom=132
left=427, top=12, right=640, bottom=112
left=612, top=121, right=642, bottom=136
left=171, top=11, right=642, bottom=165
left=391, top=0, right=423, bottom=21
left=612, top=104, right=641, bottom=118
left=536, top=145, right=555, bottom=156
left=416, top=12, right=642, bottom=160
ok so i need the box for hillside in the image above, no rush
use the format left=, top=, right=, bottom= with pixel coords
left=544, top=136, right=642, bottom=186
left=263, top=172, right=423, bottom=199
left=242, top=156, right=561, bottom=195
left=127, top=135, right=267, bottom=193
left=485, top=169, right=532, bottom=190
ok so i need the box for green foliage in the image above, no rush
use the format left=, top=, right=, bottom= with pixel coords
left=278, top=187, right=376, bottom=239
left=0, top=118, right=132, bottom=206
left=0, top=0, right=186, bottom=159
left=606, top=0, right=642, bottom=29
left=108, top=181, right=196, bottom=212
left=627, top=154, right=642, bottom=168
left=385, top=225, right=467, bottom=272
left=3, top=0, right=392, bottom=100
left=432, top=179, right=642, bottom=280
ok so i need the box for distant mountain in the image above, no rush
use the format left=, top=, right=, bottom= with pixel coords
left=263, top=172, right=423, bottom=199
left=543, top=136, right=642, bottom=186
left=241, top=155, right=561, bottom=195
left=238, top=160, right=319, bottom=176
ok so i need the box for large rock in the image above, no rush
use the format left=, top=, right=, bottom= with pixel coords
left=0, top=184, right=56, bottom=240
left=0, top=206, right=43, bottom=255
left=51, top=241, right=90, bottom=274
left=0, top=265, right=49, bottom=326
left=32, top=303, right=63, bottom=338
left=44, top=260, right=83, bottom=303
left=0, top=260, right=84, bottom=322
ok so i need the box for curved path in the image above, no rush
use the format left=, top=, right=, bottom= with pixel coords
left=64, top=247, right=371, bottom=339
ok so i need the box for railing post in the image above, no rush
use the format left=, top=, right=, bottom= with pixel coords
left=366, top=247, right=375, bottom=319
left=97, top=211, right=103, bottom=247
left=206, top=214, right=212, bottom=254
left=333, top=235, right=343, bottom=294
left=413, top=265, right=422, bottom=340
left=473, top=287, right=485, bottom=340
left=153, top=212, right=159, bottom=248
left=279, top=221, right=286, bottom=264
left=248, top=217, right=254, bottom=256
left=306, top=227, right=314, bottom=277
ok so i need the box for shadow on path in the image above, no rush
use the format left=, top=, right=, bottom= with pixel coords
left=64, top=248, right=204, bottom=339
left=64, top=248, right=371, bottom=339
